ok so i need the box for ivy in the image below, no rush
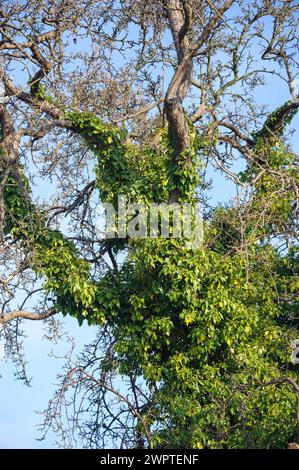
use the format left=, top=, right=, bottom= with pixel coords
left=252, top=100, right=299, bottom=143
left=1, top=105, right=299, bottom=448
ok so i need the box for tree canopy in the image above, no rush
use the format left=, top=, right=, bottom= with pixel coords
left=0, top=0, right=298, bottom=449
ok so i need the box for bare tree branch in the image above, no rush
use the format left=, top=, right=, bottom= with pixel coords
left=0, top=307, right=56, bottom=325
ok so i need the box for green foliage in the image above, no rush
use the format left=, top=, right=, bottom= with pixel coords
left=1, top=104, right=299, bottom=448
left=66, top=111, right=172, bottom=205
left=1, top=163, right=101, bottom=325
left=239, top=103, right=298, bottom=237
left=167, top=118, right=201, bottom=202
left=252, top=100, right=299, bottom=143
left=28, top=80, right=53, bottom=102
left=112, top=239, right=298, bottom=447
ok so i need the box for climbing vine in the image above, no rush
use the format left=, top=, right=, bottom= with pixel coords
left=1, top=103, right=299, bottom=448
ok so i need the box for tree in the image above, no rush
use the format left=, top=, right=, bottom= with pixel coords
left=0, top=0, right=298, bottom=448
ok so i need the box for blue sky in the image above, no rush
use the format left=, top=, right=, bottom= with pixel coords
left=0, top=318, right=96, bottom=448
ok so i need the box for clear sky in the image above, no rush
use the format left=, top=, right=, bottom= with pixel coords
left=0, top=318, right=96, bottom=448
